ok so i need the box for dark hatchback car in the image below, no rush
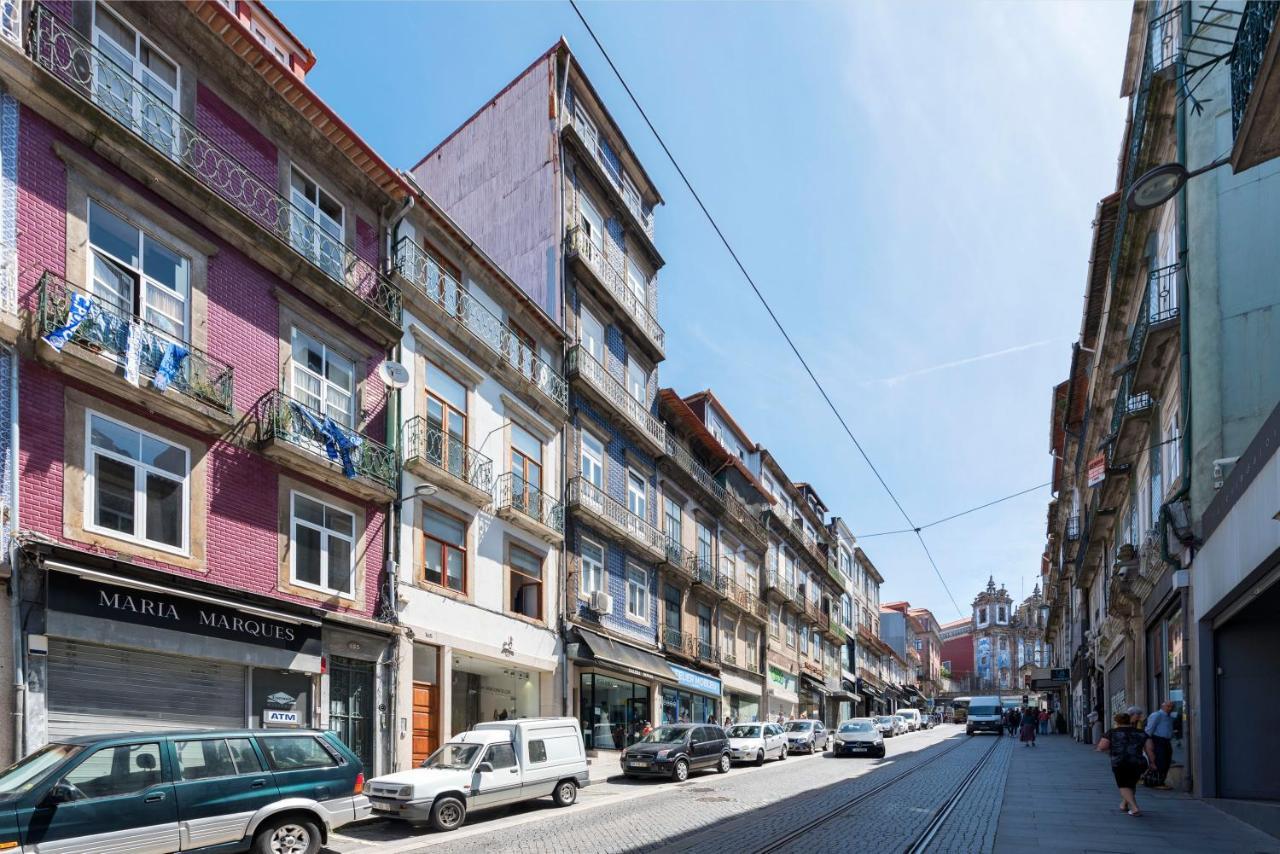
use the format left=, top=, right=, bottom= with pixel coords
left=621, top=724, right=731, bottom=782
left=0, top=729, right=369, bottom=854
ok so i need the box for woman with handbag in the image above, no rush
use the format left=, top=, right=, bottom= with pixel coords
left=1096, top=711, right=1158, bottom=816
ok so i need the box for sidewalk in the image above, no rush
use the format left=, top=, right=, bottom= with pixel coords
left=586, top=749, right=623, bottom=783
left=992, top=735, right=1279, bottom=853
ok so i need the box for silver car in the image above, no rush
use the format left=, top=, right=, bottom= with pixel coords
left=834, top=718, right=886, bottom=758
left=783, top=719, right=829, bottom=754
left=726, top=722, right=788, bottom=765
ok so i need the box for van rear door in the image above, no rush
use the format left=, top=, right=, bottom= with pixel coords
left=519, top=725, right=584, bottom=798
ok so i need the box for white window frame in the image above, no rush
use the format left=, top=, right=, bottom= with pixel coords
left=579, top=536, right=605, bottom=597
left=289, top=490, right=356, bottom=599
left=579, top=304, right=605, bottom=364
left=627, top=468, right=647, bottom=520
left=580, top=430, right=604, bottom=489
left=84, top=409, right=190, bottom=556
left=578, top=194, right=604, bottom=253
left=625, top=255, right=647, bottom=307
left=290, top=327, right=356, bottom=428
left=626, top=355, right=647, bottom=405
left=1164, top=415, right=1181, bottom=491
left=91, top=4, right=181, bottom=134
left=626, top=562, right=649, bottom=623
left=288, top=163, right=345, bottom=274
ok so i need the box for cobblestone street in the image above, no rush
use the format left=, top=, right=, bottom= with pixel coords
left=326, top=727, right=1280, bottom=854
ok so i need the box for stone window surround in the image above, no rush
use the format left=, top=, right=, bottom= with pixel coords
left=61, top=387, right=209, bottom=572
left=275, top=287, right=377, bottom=431
left=503, top=536, right=550, bottom=628
left=275, top=474, right=368, bottom=610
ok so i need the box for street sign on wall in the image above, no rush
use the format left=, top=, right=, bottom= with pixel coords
left=1087, top=454, right=1107, bottom=487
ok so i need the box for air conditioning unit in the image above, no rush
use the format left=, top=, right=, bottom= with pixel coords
left=589, top=591, right=613, bottom=614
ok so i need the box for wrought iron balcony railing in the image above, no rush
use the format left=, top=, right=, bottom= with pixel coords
left=662, top=434, right=726, bottom=506
left=1065, top=515, right=1081, bottom=542
left=27, top=5, right=400, bottom=325
left=493, top=472, right=565, bottom=535
left=255, top=390, right=397, bottom=490
left=661, top=627, right=716, bottom=663
left=720, top=574, right=766, bottom=620
left=723, top=493, right=766, bottom=548
left=567, top=101, right=654, bottom=239
left=565, top=476, right=666, bottom=555
left=692, top=554, right=718, bottom=588
left=565, top=346, right=666, bottom=451
left=36, top=271, right=234, bottom=412
left=662, top=537, right=698, bottom=580
left=394, top=238, right=567, bottom=411
left=1110, top=372, right=1153, bottom=450
left=403, top=415, right=493, bottom=493
left=1233, top=1, right=1279, bottom=135
left=764, top=570, right=799, bottom=603
left=566, top=227, right=663, bottom=353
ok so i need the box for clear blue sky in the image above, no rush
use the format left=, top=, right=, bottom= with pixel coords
left=279, top=0, right=1131, bottom=621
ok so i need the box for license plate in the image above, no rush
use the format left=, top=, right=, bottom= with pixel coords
left=850, top=745, right=868, bottom=750
left=370, top=800, right=399, bottom=812
left=628, top=760, right=649, bottom=767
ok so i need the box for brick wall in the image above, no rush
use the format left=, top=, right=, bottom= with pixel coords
left=195, top=83, right=277, bottom=189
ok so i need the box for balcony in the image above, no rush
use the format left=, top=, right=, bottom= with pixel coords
left=402, top=416, right=493, bottom=507
left=1231, top=1, right=1280, bottom=172
left=1065, top=515, right=1081, bottom=542
left=659, top=434, right=726, bottom=508
left=661, top=627, right=717, bottom=668
left=764, top=570, right=801, bottom=609
left=393, top=239, right=567, bottom=416
left=723, top=493, right=767, bottom=550
left=35, top=271, right=235, bottom=434
left=720, top=575, right=767, bottom=622
left=765, top=505, right=833, bottom=579
left=254, top=390, right=396, bottom=502
left=565, top=346, right=666, bottom=458
left=565, top=476, right=665, bottom=560
left=659, top=537, right=698, bottom=582
left=566, top=228, right=664, bottom=359
left=24, top=6, right=402, bottom=343
left=1109, top=373, right=1154, bottom=466
left=562, top=100, right=656, bottom=243
left=493, top=473, right=565, bottom=544
left=1129, top=263, right=1182, bottom=395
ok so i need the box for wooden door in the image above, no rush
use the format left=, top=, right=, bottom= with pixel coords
left=412, top=681, right=438, bottom=766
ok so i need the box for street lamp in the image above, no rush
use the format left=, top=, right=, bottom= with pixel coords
left=1126, top=156, right=1230, bottom=212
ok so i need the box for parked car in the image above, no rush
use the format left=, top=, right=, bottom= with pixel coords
left=783, top=720, right=829, bottom=754
left=873, top=716, right=898, bottom=738
left=834, top=719, right=886, bottom=758
left=896, top=709, right=922, bottom=731
left=726, top=723, right=788, bottom=765
left=0, top=729, right=369, bottom=854
left=366, top=717, right=587, bottom=832
left=621, top=724, right=730, bottom=782
left=965, top=696, right=1005, bottom=736
left=890, top=715, right=908, bottom=736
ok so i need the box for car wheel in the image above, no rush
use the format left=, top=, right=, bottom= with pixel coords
left=672, top=758, right=689, bottom=782
left=552, top=780, right=578, bottom=807
left=253, top=816, right=321, bottom=854
left=718, top=754, right=731, bottom=774
left=756, top=750, right=765, bottom=767
left=967, top=729, right=974, bottom=736
left=780, top=745, right=788, bottom=760
left=430, top=796, right=467, bottom=833
left=877, top=748, right=886, bottom=758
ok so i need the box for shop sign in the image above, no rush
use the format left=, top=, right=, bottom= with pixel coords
left=1087, top=454, right=1106, bottom=487
left=263, top=709, right=300, bottom=726
left=668, top=663, right=721, bottom=696
left=49, top=571, right=320, bottom=653
left=769, top=666, right=797, bottom=693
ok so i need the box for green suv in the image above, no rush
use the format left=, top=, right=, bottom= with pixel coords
left=0, top=729, right=370, bottom=854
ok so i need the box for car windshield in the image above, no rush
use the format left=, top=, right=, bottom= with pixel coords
left=0, top=743, right=81, bottom=795
left=423, top=743, right=482, bottom=770
left=785, top=722, right=812, bottom=732
left=970, top=705, right=1000, bottom=717
left=840, top=722, right=875, bottom=733
left=875, top=717, right=893, bottom=724
left=727, top=725, right=760, bottom=739
left=638, top=727, right=688, bottom=744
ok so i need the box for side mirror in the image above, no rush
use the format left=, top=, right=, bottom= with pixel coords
left=475, top=762, right=494, bottom=774
left=44, top=783, right=77, bottom=805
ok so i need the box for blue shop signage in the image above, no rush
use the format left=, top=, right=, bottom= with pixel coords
left=668, top=663, right=722, bottom=696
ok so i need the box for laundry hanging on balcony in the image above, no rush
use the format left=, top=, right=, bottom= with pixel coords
left=41, top=291, right=95, bottom=352
left=290, top=400, right=363, bottom=479
left=122, top=319, right=143, bottom=387
left=152, top=342, right=189, bottom=393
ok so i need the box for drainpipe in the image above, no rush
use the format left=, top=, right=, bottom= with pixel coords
left=9, top=352, right=22, bottom=760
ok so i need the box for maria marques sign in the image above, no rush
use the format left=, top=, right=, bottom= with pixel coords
left=49, top=572, right=319, bottom=653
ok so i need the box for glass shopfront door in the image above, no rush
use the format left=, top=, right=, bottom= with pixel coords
left=579, top=672, right=649, bottom=750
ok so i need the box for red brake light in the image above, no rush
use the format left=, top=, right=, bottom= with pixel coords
left=355, top=772, right=364, bottom=794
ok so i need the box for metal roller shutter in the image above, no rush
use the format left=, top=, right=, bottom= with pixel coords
left=47, top=639, right=246, bottom=740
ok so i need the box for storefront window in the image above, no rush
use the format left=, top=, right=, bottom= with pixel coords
left=661, top=686, right=718, bottom=725
left=451, top=653, right=540, bottom=733
left=728, top=694, right=760, bottom=723
left=579, top=672, right=649, bottom=750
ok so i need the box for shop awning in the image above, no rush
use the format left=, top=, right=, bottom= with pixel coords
left=831, top=679, right=860, bottom=702
left=861, top=682, right=883, bottom=700
left=572, top=627, right=675, bottom=683
left=801, top=674, right=829, bottom=695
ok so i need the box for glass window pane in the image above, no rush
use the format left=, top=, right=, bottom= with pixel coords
left=294, top=524, right=322, bottom=585
left=511, top=547, right=542, bottom=580
left=142, top=238, right=186, bottom=294
left=140, top=435, right=185, bottom=475
left=325, top=350, right=354, bottom=392
left=290, top=169, right=315, bottom=201
left=65, top=743, right=161, bottom=800
left=292, top=329, right=324, bottom=375
left=90, top=416, right=140, bottom=460
left=324, top=506, right=353, bottom=536
left=328, top=535, right=352, bottom=594
left=139, top=43, right=177, bottom=90
left=424, top=543, right=443, bottom=587
left=511, top=424, right=541, bottom=460
left=427, top=363, right=467, bottom=412
left=95, top=5, right=136, bottom=55
left=175, top=739, right=236, bottom=781
left=424, top=508, right=465, bottom=546
left=446, top=549, right=465, bottom=591
left=88, top=202, right=140, bottom=269
left=294, top=495, right=324, bottom=526
left=95, top=455, right=136, bottom=534
left=225, top=738, right=263, bottom=773
left=143, top=285, right=186, bottom=340
left=91, top=252, right=136, bottom=311
left=144, top=473, right=182, bottom=547
left=259, top=736, right=335, bottom=771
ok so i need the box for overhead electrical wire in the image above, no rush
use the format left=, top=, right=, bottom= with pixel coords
left=568, top=0, right=967, bottom=617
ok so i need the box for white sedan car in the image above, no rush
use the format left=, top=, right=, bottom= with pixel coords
left=726, top=722, right=788, bottom=765
left=890, top=715, right=908, bottom=736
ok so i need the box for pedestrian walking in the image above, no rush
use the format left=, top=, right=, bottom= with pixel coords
left=1007, top=707, right=1022, bottom=737
left=1145, top=701, right=1176, bottom=789
left=1096, top=712, right=1157, bottom=817
left=1020, top=707, right=1037, bottom=747
left=1088, top=709, right=1103, bottom=744
left=1039, top=709, right=1050, bottom=735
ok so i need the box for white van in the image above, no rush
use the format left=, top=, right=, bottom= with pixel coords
left=895, top=708, right=922, bottom=731
left=364, top=717, right=588, bottom=831
left=966, top=696, right=1005, bottom=736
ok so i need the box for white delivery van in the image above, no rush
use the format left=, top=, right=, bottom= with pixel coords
left=364, top=717, right=588, bottom=831
left=966, top=696, right=1005, bottom=736
left=896, top=708, right=922, bottom=731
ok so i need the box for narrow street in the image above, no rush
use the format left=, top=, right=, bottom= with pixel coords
left=325, top=728, right=1279, bottom=854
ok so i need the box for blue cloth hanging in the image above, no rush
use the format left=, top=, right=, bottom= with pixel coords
left=42, top=291, right=94, bottom=352
left=152, top=342, right=189, bottom=393
left=289, top=400, right=363, bottom=479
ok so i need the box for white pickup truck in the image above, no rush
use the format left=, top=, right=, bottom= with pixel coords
left=364, top=717, right=589, bottom=831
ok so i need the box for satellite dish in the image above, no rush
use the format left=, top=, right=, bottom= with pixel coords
left=378, top=360, right=410, bottom=389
